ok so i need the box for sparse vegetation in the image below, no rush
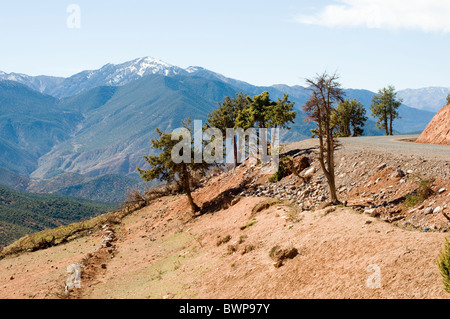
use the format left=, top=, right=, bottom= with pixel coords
left=238, top=235, right=248, bottom=244
left=0, top=205, right=137, bottom=259
left=227, top=244, right=238, bottom=254
left=269, top=245, right=299, bottom=268
left=437, top=238, right=450, bottom=293
left=269, top=245, right=281, bottom=259
left=216, top=235, right=232, bottom=246
left=268, top=156, right=290, bottom=182
left=251, top=198, right=281, bottom=215
left=241, top=244, right=256, bottom=255
left=240, top=220, right=257, bottom=230
left=404, top=173, right=434, bottom=207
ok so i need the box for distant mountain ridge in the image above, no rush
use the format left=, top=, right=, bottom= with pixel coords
left=397, top=87, right=450, bottom=113
left=0, top=56, right=446, bottom=113
left=0, top=56, right=438, bottom=197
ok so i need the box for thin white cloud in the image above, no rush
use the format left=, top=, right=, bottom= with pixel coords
left=297, top=0, right=450, bottom=33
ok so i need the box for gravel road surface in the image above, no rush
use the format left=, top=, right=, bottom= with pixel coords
left=285, top=134, right=450, bottom=162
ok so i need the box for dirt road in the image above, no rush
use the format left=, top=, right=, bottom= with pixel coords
left=285, top=134, right=450, bottom=161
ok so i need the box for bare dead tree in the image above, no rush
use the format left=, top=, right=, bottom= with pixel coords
left=302, top=71, right=344, bottom=204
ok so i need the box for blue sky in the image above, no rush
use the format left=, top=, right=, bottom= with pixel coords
left=1, top=0, right=449, bottom=91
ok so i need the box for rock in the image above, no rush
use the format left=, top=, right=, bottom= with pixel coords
left=438, top=188, right=446, bottom=194
left=291, top=156, right=311, bottom=175
left=392, top=169, right=405, bottom=179
left=347, top=198, right=374, bottom=207
left=377, top=163, right=387, bottom=171
left=273, top=261, right=283, bottom=268
left=270, top=246, right=299, bottom=268
left=230, top=197, right=241, bottom=206
left=424, top=207, right=434, bottom=215
left=303, top=166, right=315, bottom=179
left=433, top=206, right=442, bottom=214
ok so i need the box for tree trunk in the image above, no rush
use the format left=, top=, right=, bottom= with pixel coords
left=182, top=163, right=200, bottom=213
left=384, top=114, right=389, bottom=135
left=318, top=112, right=339, bottom=205
left=326, top=129, right=339, bottom=204
left=389, top=113, right=393, bottom=135
left=233, top=134, right=238, bottom=168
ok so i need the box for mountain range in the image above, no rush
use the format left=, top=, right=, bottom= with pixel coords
left=0, top=56, right=441, bottom=203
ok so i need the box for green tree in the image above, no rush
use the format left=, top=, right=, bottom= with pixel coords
left=206, top=92, right=251, bottom=167
left=446, top=94, right=450, bottom=105
left=303, top=71, right=344, bottom=204
left=137, top=118, right=210, bottom=214
left=267, top=94, right=297, bottom=129
left=236, top=91, right=273, bottom=130
left=236, top=91, right=296, bottom=158
left=370, top=85, right=402, bottom=136
left=331, top=99, right=367, bottom=137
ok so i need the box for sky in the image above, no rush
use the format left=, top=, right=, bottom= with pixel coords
left=0, top=0, right=449, bottom=92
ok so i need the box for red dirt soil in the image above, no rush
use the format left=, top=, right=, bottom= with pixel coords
left=416, top=104, right=450, bottom=146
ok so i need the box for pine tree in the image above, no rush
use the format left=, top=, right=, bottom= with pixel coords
left=137, top=118, right=210, bottom=214
left=206, top=92, right=251, bottom=167
left=331, top=99, right=367, bottom=137
left=236, top=91, right=296, bottom=160
left=370, top=85, right=402, bottom=136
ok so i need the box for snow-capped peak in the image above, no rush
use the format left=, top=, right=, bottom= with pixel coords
left=185, top=66, right=205, bottom=73
left=91, top=56, right=187, bottom=86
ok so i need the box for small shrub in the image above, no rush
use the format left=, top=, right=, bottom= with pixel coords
left=268, top=156, right=290, bottom=183
left=269, top=245, right=281, bottom=259
left=437, top=238, right=450, bottom=293
left=216, top=235, right=232, bottom=246
left=404, top=173, right=434, bottom=207
left=240, top=220, right=257, bottom=230
left=238, top=235, right=248, bottom=244
left=242, top=244, right=256, bottom=255
left=227, top=244, right=238, bottom=254
left=404, top=194, right=422, bottom=207
left=269, top=245, right=299, bottom=268
left=252, top=199, right=280, bottom=215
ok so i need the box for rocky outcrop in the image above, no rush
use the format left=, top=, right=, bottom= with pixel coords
left=416, top=104, right=450, bottom=146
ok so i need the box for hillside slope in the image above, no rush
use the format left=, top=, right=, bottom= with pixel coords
left=416, top=104, right=450, bottom=146
left=0, top=81, right=81, bottom=175
left=1, top=137, right=449, bottom=299
left=0, top=185, right=115, bottom=247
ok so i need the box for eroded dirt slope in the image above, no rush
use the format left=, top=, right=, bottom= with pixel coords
left=0, top=138, right=449, bottom=299
left=416, top=104, right=450, bottom=146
